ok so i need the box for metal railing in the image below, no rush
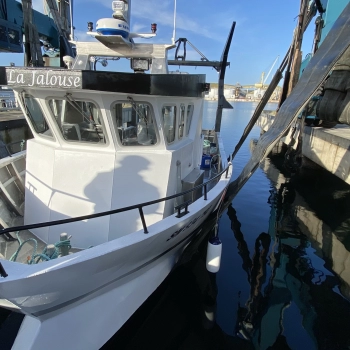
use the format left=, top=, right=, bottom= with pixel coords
left=0, top=163, right=232, bottom=236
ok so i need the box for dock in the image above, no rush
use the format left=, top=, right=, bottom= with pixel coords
left=257, top=111, right=350, bottom=185
left=0, top=110, right=31, bottom=156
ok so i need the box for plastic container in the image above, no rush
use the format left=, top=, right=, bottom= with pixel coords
left=201, top=154, right=211, bottom=169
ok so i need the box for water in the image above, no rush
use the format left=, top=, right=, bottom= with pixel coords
left=2, top=101, right=350, bottom=349
left=105, top=101, right=350, bottom=349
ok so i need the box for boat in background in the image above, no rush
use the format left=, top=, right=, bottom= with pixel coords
left=0, top=1, right=234, bottom=349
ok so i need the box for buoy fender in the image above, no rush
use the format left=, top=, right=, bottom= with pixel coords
left=206, top=236, right=222, bottom=273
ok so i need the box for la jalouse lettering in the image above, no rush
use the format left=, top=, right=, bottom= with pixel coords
left=7, top=69, right=82, bottom=88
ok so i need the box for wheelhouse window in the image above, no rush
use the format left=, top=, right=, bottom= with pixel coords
left=186, top=104, right=194, bottom=136
left=24, top=95, right=53, bottom=137
left=179, top=104, right=185, bottom=139
left=48, top=98, right=106, bottom=144
left=113, top=101, right=157, bottom=146
left=162, top=105, right=176, bottom=143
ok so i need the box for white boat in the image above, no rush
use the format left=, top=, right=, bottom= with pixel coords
left=0, top=1, right=234, bottom=349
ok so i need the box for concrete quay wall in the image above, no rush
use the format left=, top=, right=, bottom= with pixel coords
left=261, top=156, right=350, bottom=300
left=257, top=112, right=350, bottom=185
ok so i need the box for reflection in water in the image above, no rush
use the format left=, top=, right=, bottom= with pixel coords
left=103, top=219, right=254, bottom=350
left=2, top=162, right=350, bottom=350
left=103, top=159, right=350, bottom=350
left=230, top=153, right=350, bottom=349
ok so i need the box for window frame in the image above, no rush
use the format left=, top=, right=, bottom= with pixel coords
left=161, top=104, right=177, bottom=145
left=185, top=103, right=194, bottom=137
left=46, top=96, right=108, bottom=146
left=178, top=103, right=186, bottom=140
left=23, top=94, right=54, bottom=140
left=111, top=100, right=159, bottom=147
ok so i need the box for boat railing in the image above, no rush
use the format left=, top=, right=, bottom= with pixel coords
left=0, top=163, right=232, bottom=237
left=0, top=140, right=26, bottom=159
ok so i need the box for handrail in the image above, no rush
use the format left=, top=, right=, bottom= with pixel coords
left=0, top=163, right=232, bottom=236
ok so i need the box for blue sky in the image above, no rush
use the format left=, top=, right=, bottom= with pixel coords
left=2, top=0, right=316, bottom=85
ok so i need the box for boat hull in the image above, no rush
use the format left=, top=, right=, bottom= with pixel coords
left=13, top=248, right=177, bottom=350
left=0, top=174, right=230, bottom=349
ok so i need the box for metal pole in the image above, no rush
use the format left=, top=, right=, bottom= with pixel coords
left=172, top=0, right=177, bottom=44
left=214, top=22, right=236, bottom=133
left=138, top=207, right=149, bottom=233
left=69, top=0, right=74, bottom=40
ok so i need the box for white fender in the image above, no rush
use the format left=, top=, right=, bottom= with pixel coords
left=206, top=236, right=222, bottom=273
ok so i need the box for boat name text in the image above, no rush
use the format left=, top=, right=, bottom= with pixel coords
left=167, top=205, right=212, bottom=241
left=6, top=69, right=82, bottom=89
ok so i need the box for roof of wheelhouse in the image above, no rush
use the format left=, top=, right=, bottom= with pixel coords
left=0, top=40, right=208, bottom=98
left=0, top=67, right=206, bottom=97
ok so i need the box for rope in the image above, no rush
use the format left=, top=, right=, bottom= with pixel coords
left=10, top=232, right=71, bottom=264
left=9, top=231, right=37, bottom=262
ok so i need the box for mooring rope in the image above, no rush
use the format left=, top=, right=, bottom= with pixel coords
left=9, top=232, right=71, bottom=264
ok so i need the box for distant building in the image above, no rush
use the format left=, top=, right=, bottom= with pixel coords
left=205, top=88, right=235, bottom=99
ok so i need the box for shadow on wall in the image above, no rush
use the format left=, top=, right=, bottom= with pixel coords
left=25, top=155, right=161, bottom=247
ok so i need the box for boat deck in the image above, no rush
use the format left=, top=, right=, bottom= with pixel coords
left=0, top=214, right=81, bottom=263
left=0, top=228, right=81, bottom=263
left=0, top=229, right=47, bottom=263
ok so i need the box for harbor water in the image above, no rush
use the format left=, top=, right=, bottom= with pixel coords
left=104, top=101, right=350, bottom=350
left=1, top=101, right=350, bottom=349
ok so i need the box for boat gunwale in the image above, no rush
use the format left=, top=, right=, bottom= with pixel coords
left=0, top=170, right=231, bottom=285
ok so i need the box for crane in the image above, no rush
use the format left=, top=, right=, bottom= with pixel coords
left=21, top=0, right=74, bottom=67
left=254, top=56, right=280, bottom=89
left=22, top=0, right=44, bottom=66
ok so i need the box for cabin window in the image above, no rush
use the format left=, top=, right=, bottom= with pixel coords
left=24, top=95, right=53, bottom=137
left=162, top=105, right=176, bottom=143
left=178, top=104, right=185, bottom=139
left=113, top=102, right=157, bottom=146
left=48, top=98, right=106, bottom=144
left=186, top=104, right=194, bottom=136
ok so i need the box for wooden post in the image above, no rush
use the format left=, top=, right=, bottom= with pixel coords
left=288, top=0, right=308, bottom=94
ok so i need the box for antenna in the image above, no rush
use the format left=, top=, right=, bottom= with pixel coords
left=263, top=55, right=280, bottom=85
left=172, top=0, right=177, bottom=45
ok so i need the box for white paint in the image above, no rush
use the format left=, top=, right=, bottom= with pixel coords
left=1, top=175, right=231, bottom=349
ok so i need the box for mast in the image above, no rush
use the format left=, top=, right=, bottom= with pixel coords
left=214, top=22, right=235, bottom=133
left=22, top=0, right=44, bottom=66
